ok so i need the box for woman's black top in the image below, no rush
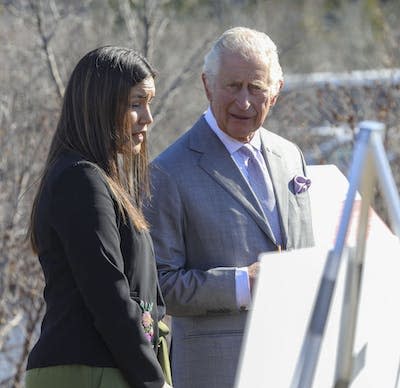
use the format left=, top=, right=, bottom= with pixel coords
left=27, top=150, right=165, bottom=388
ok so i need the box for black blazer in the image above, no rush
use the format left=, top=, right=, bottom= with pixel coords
left=27, top=150, right=165, bottom=388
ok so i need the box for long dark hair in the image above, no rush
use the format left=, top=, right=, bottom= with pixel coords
left=29, top=46, right=156, bottom=253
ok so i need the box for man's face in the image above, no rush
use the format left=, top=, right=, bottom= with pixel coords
left=203, top=51, right=279, bottom=143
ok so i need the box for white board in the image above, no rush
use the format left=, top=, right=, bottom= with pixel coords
left=235, top=164, right=400, bottom=388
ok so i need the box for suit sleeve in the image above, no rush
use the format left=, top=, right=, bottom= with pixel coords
left=145, top=163, right=238, bottom=317
left=50, top=163, right=164, bottom=388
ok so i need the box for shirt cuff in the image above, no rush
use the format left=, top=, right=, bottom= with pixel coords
left=235, top=266, right=251, bottom=311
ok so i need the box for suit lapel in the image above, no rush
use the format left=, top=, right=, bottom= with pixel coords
left=260, top=129, right=289, bottom=248
left=189, top=118, right=276, bottom=241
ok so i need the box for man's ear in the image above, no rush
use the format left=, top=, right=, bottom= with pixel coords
left=202, top=73, right=212, bottom=102
left=270, top=80, right=284, bottom=106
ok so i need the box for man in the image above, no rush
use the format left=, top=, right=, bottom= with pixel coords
left=145, top=27, right=314, bottom=388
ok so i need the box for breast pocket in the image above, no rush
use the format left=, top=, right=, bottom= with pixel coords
left=289, top=190, right=310, bottom=207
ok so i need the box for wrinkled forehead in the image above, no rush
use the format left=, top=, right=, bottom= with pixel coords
left=217, top=51, right=270, bottom=82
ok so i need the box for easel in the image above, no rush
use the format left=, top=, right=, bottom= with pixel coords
left=290, top=121, right=400, bottom=388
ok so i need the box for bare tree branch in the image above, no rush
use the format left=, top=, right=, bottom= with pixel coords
left=118, top=0, right=139, bottom=48
left=28, top=0, right=65, bottom=99
left=0, top=311, right=23, bottom=349
left=151, top=33, right=216, bottom=131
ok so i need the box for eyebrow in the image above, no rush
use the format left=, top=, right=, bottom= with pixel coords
left=250, top=80, right=268, bottom=86
left=131, top=94, right=148, bottom=99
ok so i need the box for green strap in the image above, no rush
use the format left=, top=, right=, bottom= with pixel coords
left=157, top=320, right=173, bottom=386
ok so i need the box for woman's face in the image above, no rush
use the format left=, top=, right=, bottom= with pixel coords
left=126, top=77, right=155, bottom=154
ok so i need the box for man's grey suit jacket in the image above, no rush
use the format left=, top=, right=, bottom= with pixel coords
left=145, top=116, right=314, bottom=388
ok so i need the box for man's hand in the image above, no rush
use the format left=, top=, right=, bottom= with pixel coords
left=247, top=261, right=260, bottom=296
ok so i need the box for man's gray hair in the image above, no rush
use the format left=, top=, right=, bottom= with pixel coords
left=203, top=27, right=283, bottom=95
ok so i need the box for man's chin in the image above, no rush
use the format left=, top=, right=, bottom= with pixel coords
left=228, top=128, right=257, bottom=143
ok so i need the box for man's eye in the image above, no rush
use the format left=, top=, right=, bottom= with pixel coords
left=250, top=84, right=264, bottom=91
left=227, top=83, right=240, bottom=91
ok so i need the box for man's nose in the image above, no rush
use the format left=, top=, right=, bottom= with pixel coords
left=235, top=88, right=251, bottom=110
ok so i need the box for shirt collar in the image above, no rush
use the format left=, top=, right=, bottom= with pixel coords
left=204, top=107, right=262, bottom=155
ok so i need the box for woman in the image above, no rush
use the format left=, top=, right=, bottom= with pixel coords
left=26, top=47, right=172, bottom=388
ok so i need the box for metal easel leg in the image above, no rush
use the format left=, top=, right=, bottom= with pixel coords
left=290, top=126, right=372, bottom=388
left=334, top=141, right=377, bottom=387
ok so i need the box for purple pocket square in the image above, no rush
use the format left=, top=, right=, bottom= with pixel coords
left=293, top=175, right=311, bottom=194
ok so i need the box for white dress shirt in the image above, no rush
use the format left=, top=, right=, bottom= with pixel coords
left=204, top=107, right=266, bottom=310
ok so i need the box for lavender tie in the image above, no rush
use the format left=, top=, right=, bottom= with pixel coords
left=239, top=144, right=282, bottom=245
